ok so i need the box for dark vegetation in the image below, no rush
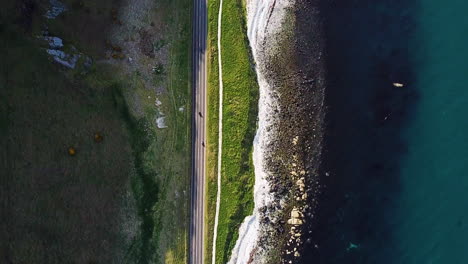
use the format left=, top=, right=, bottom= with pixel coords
left=0, top=22, right=137, bottom=263
left=111, top=88, right=160, bottom=263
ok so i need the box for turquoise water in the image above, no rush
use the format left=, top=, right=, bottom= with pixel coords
left=301, top=0, right=468, bottom=262
left=395, top=1, right=468, bottom=262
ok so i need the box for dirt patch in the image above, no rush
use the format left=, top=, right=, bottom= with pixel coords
left=139, top=29, right=155, bottom=58
left=46, top=0, right=124, bottom=57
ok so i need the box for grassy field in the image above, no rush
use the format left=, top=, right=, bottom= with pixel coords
left=205, top=0, right=259, bottom=263
left=0, top=0, right=191, bottom=263
left=75, top=0, right=194, bottom=262
left=133, top=0, right=193, bottom=262
left=119, top=1, right=193, bottom=263
left=0, top=24, right=137, bottom=264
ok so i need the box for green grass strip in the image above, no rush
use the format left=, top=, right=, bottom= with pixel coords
left=206, top=0, right=259, bottom=263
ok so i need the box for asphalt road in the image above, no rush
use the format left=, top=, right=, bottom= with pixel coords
left=190, top=0, right=207, bottom=263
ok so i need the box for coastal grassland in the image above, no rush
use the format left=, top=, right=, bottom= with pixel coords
left=110, top=0, right=193, bottom=262
left=137, top=0, right=193, bottom=263
left=206, top=0, right=259, bottom=263
left=0, top=24, right=137, bottom=263
left=0, top=0, right=192, bottom=263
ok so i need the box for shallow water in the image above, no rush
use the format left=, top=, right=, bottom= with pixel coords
left=302, top=0, right=468, bottom=263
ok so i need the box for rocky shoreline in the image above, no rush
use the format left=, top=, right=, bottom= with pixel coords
left=252, top=0, right=327, bottom=263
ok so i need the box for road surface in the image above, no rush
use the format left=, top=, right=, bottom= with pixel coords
left=190, top=0, right=207, bottom=263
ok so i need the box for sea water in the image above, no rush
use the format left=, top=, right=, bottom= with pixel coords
left=393, top=0, right=468, bottom=262
left=302, top=0, right=468, bottom=263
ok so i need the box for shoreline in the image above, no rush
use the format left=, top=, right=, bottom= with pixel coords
left=227, top=0, right=288, bottom=261
left=228, top=0, right=327, bottom=262
left=264, top=1, right=327, bottom=262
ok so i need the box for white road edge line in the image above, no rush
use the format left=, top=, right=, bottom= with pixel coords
left=211, top=0, right=224, bottom=262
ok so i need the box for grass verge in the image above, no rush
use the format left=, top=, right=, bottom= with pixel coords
left=118, top=0, right=193, bottom=262
left=205, top=0, right=259, bottom=263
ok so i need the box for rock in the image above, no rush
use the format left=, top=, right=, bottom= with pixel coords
left=46, top=49, right=80, bottom=68
left=292, top=136, right=299, bottom=145
left=45, top=0, right=67, bottom=19
left=156, top=117, right=167, bottom=128
left=296, top=179, right=305, bottom=187
left=278, top=226, right=284, bottom=233
left=68, top=147, right=76, bottom=156
left=94, top=133, right=103, bottom=143
left=290, top=208, right=301, bottom=218
left=287, top=218, right=303, bottom=225
left=44, top=36, right=63, bottom=49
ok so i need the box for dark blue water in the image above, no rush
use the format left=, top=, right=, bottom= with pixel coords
left=302, top=0, right=468, bottom=263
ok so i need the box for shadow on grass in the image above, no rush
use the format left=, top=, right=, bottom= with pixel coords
left=112, top=87, right=160, bottom=264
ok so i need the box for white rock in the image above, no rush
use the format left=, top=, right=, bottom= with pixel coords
left=44, top=36, right=63, bottom=48
left=287, top=218, right=303, bottom=226
left=290, top=208, right=301, bottom=218
left=45, top=0, right=67, bottom=19
left=156, top=117, right=167, bottom=128
left=46, top=49, right=79, bottom=68
left=292, top=136, right=299, bottom=145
